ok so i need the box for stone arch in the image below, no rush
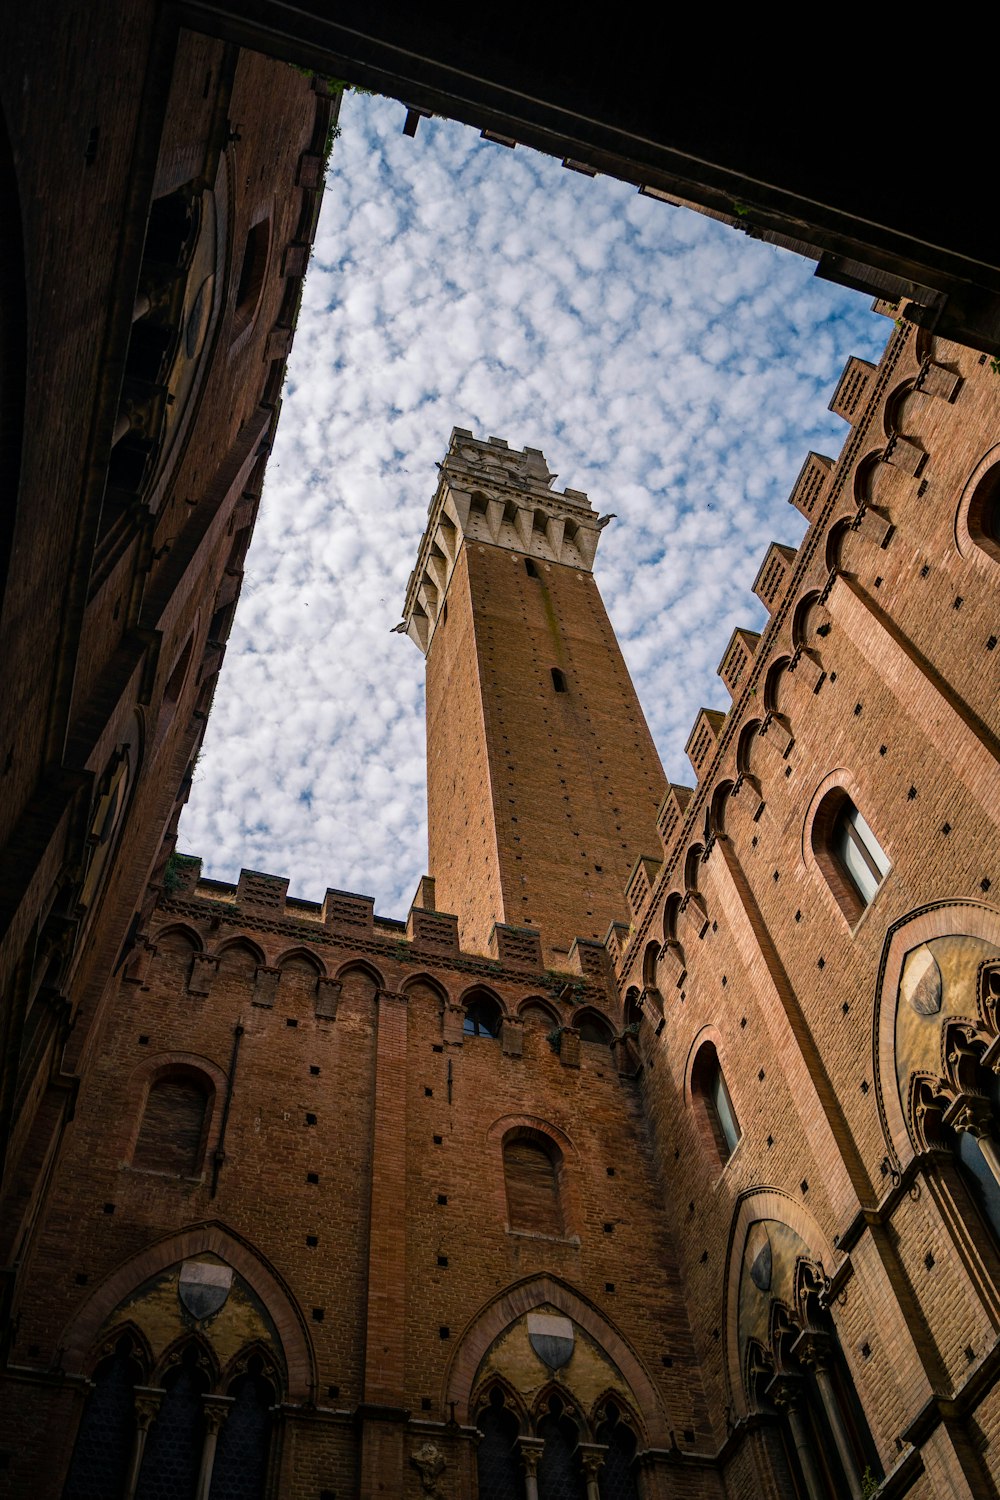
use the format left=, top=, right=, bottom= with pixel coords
left=486, top=1115, right=582, bottom=1240
left=468, top=1370, right=530, bottom=1431
left=954, top=443, right=1000, bottom=564
left=873, top=899, right=1000, bottom=1169
left=641, top=939, right=660, bottom=988
left=801, top=767, right=888, bottom=930
left=683, top=844, right=703, bottom=895
left=215, top=935, right=265, bottom=970
left=443, top=1274, right=669, bottom=1445
left=571, top=1006, right=615, bottom=1044
left=531, top=1377, right=591, bottom=1437
left=662, top=891, right=683, bottom=942
left=852, top=450, right=883, bottom=509
left=403, top=971, right=449, bottom=1007
left=459, top=981, right=509, bottom=1026
left=791, top=589, right=827, bottom=651
left=274, top=946, right=325, bottom=975
left=722, top=1189, right=836, bottom=1418
left=825, top=515, right=855, bottom=573
left=709, top=779, right=734, bottom=838
left=735, top=719, right=764, bottom=779
left=334, top=958, right=383, bottom=987
left=155, top=923, right=204, bottom=954
left=83, top=1318, right=154, bottom=1381
left=153, top=1328, right=220, bottom=1389
left=219, top=1337, right=282, bottom=1395
left=59, top=1221, right=316, bottom=1401
left=762, top=655, right=792, bottom=715
left=121, top=1050, right=227, bottom=1174
left=518, top=995, right=560, bottom=1028
left=883, top=379, right=920, bottom=440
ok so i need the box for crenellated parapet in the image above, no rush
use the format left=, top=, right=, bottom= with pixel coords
left=401, top=429, right=610, bottom=654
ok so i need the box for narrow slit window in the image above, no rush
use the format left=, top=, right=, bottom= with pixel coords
left=833, top=801, right=890, bottom=909
left=550, top=667, right=567, bottom=693
left=525, top=558, right=538, bottom=577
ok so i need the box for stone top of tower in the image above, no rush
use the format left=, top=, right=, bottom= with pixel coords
left=400, top=429, right=610, bottom=654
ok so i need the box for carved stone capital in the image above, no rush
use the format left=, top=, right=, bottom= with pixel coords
left=133, top=1386, right=165, bottom=1430
left=518, top=1436, right=545, bottom=1476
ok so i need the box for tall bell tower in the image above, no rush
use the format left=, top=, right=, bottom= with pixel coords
left=403, top=430, right=666, bottom=967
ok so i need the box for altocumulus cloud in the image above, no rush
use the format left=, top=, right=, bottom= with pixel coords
left=178, top=90, right=888, bottom=916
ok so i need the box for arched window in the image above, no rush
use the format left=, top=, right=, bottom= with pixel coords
left=537, top=1394, right=582, bottom=1497
left=521, top=1000, right=559, bottom=1029
left=136, top=1343, right=209, bottom=1500
left=232, top=217, right=270, bottom=338
left=209, top=1360, right=275, bottom=1500
left=133, top=1071, right=211, bottom=1176
left=967, top=460, right=1000, bottom=564
left=464, top=992, right=502, bottom=1038
left=63, top=1334, right=144, bottom=1500
left=596, top=1401, right=640, bottom=1500
left=576, top=1011, right=614, bottom=1046
left=475, top=1387, right=522, bottom=1500
left=504, top=1133, right=563, bottom=1235
left=812, top=790, right=889, bottom=923
left=691, top=1043, right=740, bottom=1164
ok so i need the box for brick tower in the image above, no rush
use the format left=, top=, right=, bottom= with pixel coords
left=403, top=429, right=667, bottom=966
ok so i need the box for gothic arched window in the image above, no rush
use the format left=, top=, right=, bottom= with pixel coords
left=464, top=992, right=502, bottom=1038
left=595, top=1401, right=639, bottom=1500
left=504, top=1133, right=563, bottom=1236
left=135, top=1343, right=210, bottom=1500
left=63, top=1334, right=143, bottom=1500
left=967, top=460, right=1000, bottom=564
left=475, top=1387, right=522, bottom=1500
left=133, top=1070, right=212, bottom=1176
left=209, top=1362, right=275, bottom=1500
left=536, top=1394, right=582, bottom=1499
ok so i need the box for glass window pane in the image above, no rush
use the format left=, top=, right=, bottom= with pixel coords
left=710, top=1067, right=740, bottom=1156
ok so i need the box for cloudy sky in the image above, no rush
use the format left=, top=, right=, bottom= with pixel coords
left=177, top=91, right=888, bottom=917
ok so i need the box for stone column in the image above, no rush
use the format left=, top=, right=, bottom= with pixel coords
left=768, top=1375, right=825, bottom=1500
left=195, top=1394, right=234, bottom=1500
left=578, top=1441, right=608, bottom=1500
left=944, top=1094, right=1000, bottom=1190
left=794, top=1332, right=862, bottom=1499
left=518, top=1436, right=544, bottom=1500
left=125, top=1387, right=164, bottom=1500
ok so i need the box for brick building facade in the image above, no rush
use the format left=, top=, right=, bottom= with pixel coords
left=2, top=9, right=1000, bottom=1500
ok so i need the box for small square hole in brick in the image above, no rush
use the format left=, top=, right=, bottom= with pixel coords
left=437, top=1194, right=447, bottom=1205
left=842, top=1002, right=850, bottom=1016
left=286, top=1017, right=298, bottom=1027
left=772, top=870, right=779, bottom=882
left=424, top=1086, right=433, bottom=1097
left=924, top=1252, right=934, bottom=1270
left=421, top=1397, right=432, bottom=1411
left=431, top=1044, right=443, bottom=1053
left=988, top=636, right=998, bottom=651
left=853, top=702, right=862, bottom=716
left=860, top=1342, right=871, bottom=1359
left=606, top=1166, right=615, bottom=1176
left=661, top=1354, right=673, bottom=1368
left=307, top=1172, right=319, bottom=1184
left=603, top=1222, right=614, bottom=1233
left=861, top=1080, right=869, bottom=1094
left=699, top=1250, right=708, bottom=1264
left=310, top=1065, right=320, bottom=1075
left=941, top=822, right=952, bottom=835
left=327, top=1385, right=339, bottom=1400
left=305, top=1113, right=317, bottom=1126
left=321, top=1489, right=336, bottom=1500
left=683, top=1429, right=694, bottom=1444
left=433, top=1134, right=443, bottom=1145
left=103, top=1203, right=115, bottom=1215
left=794, top=910, right=801, bottom=922
left=75, top=1272, right=88, bottom=1286
left=437, top=1255, right=448, bottom=1267
left=740, top=1016, right=747, bottom=1029
left=306, top=1234, right=318, bottom=1248
left=138, top=1034, right=149, bottom=1045
left=605, top=1282, right=615, bottom=1292
left=312, top=1308, right=324, bottom=1322
left=982, top=878, right=993, bottom=893
left=965, top=1344, right=976, bottom=1363
left=879, top=745, right=887, bottom=756
left=758, top=1068, right=765, bottom=1082
left=817, top=957, right=825, bottom=970
left=800, top=1179, right=809, bottom=1194
left=439, top=1326, right=450, bottom=1339
left=766, top=1135, right=774, bottom=1148
left=907, top=785, right=918, bottom=800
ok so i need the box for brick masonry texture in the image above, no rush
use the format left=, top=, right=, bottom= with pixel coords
left=3, top=10, right=1000, bottom=1499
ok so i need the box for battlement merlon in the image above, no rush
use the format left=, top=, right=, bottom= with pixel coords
left=400, top=429, right=609, bottom=655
